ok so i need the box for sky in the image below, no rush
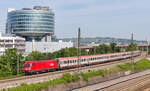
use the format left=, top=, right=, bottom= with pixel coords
left=0, top=0, right=150, bottom=40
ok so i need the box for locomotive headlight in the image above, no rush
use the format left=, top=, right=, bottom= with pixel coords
left=50, top=63, right=54, bottom=66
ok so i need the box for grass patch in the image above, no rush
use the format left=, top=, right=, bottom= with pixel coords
left=1, top=73, right=79, bottom=91
left=117, top=62, right=132, bottom=70
left=117, top=58, right=150, bottom=71
left=0, top=74, right=23, bottom=80
left=81, top=69, right=108, bottom=81
left=135, top=58, right=150, bottom=70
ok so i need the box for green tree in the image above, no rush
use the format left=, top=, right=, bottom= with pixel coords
left=110, top=43, right=117, bottom=53
left=81, top=48, right=88, bottom=56
left=42, top=47, right=88, bottom=59
left=0, top=48, right=24, bottom=76
left=88, top=47, right=95, bottom=55
left=126, top=43, right=138, bottom=51
left=148, top=46, right=150, bottom=55
left=43, top=53, right=54, bottom=60
left=68, top=47, right=78, bottom=56
left=26, top=51, right=45, bottom=61
left=98, top=44, right=112, bottom=54
left=89, top=44, right=113, bottom=55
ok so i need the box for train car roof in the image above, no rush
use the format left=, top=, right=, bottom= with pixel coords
left=25, top=59, right=57, bottom=63
left=58, top=51, right=139, bottom=61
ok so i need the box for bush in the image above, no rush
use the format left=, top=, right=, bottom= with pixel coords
left=61, top=73, right=79, bottom=82
left=135, top=58, right=150, bottom=70
left=1, top=73, right=79, bottom=91
left=117, top=63, right=132, bottom=70
left=81, top=69, right=107, bottom=81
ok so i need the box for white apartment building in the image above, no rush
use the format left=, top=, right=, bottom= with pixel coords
left=25, top=40, right=73, bottom=55
left=0, top=33, right=25, bottom=55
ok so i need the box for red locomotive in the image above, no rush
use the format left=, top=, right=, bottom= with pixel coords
left=23, top=51, right=141, bottom=74
left=24, top=59, right=59, bottom=74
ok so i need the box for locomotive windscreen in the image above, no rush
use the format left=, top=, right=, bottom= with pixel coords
left=24, top=63, right=30, bottom=67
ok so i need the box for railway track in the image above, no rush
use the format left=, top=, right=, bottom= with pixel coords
left=0, top=54, right=145, bottom=90
left=104, top=73, right=150, bottom=91
left=72, top=67, right=150, bottom=91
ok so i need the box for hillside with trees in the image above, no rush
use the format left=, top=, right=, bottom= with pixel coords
left=58, top=37, right=146, bottom=46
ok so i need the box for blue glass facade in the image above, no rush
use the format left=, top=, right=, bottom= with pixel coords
left=6, top=7, right=55, bottom=42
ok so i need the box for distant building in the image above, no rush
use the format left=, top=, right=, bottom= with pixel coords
left=25, top=41, right=73, bottom=55
left=6, top=6, right=55, bottom=42
left=0, top=33, right=25, bottom=55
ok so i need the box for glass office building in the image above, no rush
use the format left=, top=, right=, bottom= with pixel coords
left=6, top=6, right=55, bottom=42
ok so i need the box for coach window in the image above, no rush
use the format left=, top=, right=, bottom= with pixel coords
left=81, top=59, right=83, bottom=62
left=88, top=58, right=90, bottom=61
left=63, top=61, right=66, bottom=64
left=75, top=59, right=77, bottom=63
left=74, top=60, right=76, bottom=63
left=66, top=61, right=68, bottom=64
left=70, top=60, right=73, bottom=63
left=69, top=60, right=71, bottom=63
left=63, top=61, right=65, bottom=64
left=60, top=61, right=62, bottom=65
left=104, top=56, right=107, bottom=59
left=90, top=58, right=92, bottom=61
left=82, top=59, right=84, bottom=62
left=69, top=60, right=70, bottom=63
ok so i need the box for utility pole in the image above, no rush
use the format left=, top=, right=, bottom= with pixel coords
left=131, top=33, right=134, bottom=72
left=77, top=28, right=81, bottom=74
left=131, top=33, right=133, bottom=44
left=146, top=38, right=149, bottom=57
left=94, top=47, right=96, bottom=55
left=17, top=55, right=19, bottom=75
left=32, top=37, right=35, bottom=51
